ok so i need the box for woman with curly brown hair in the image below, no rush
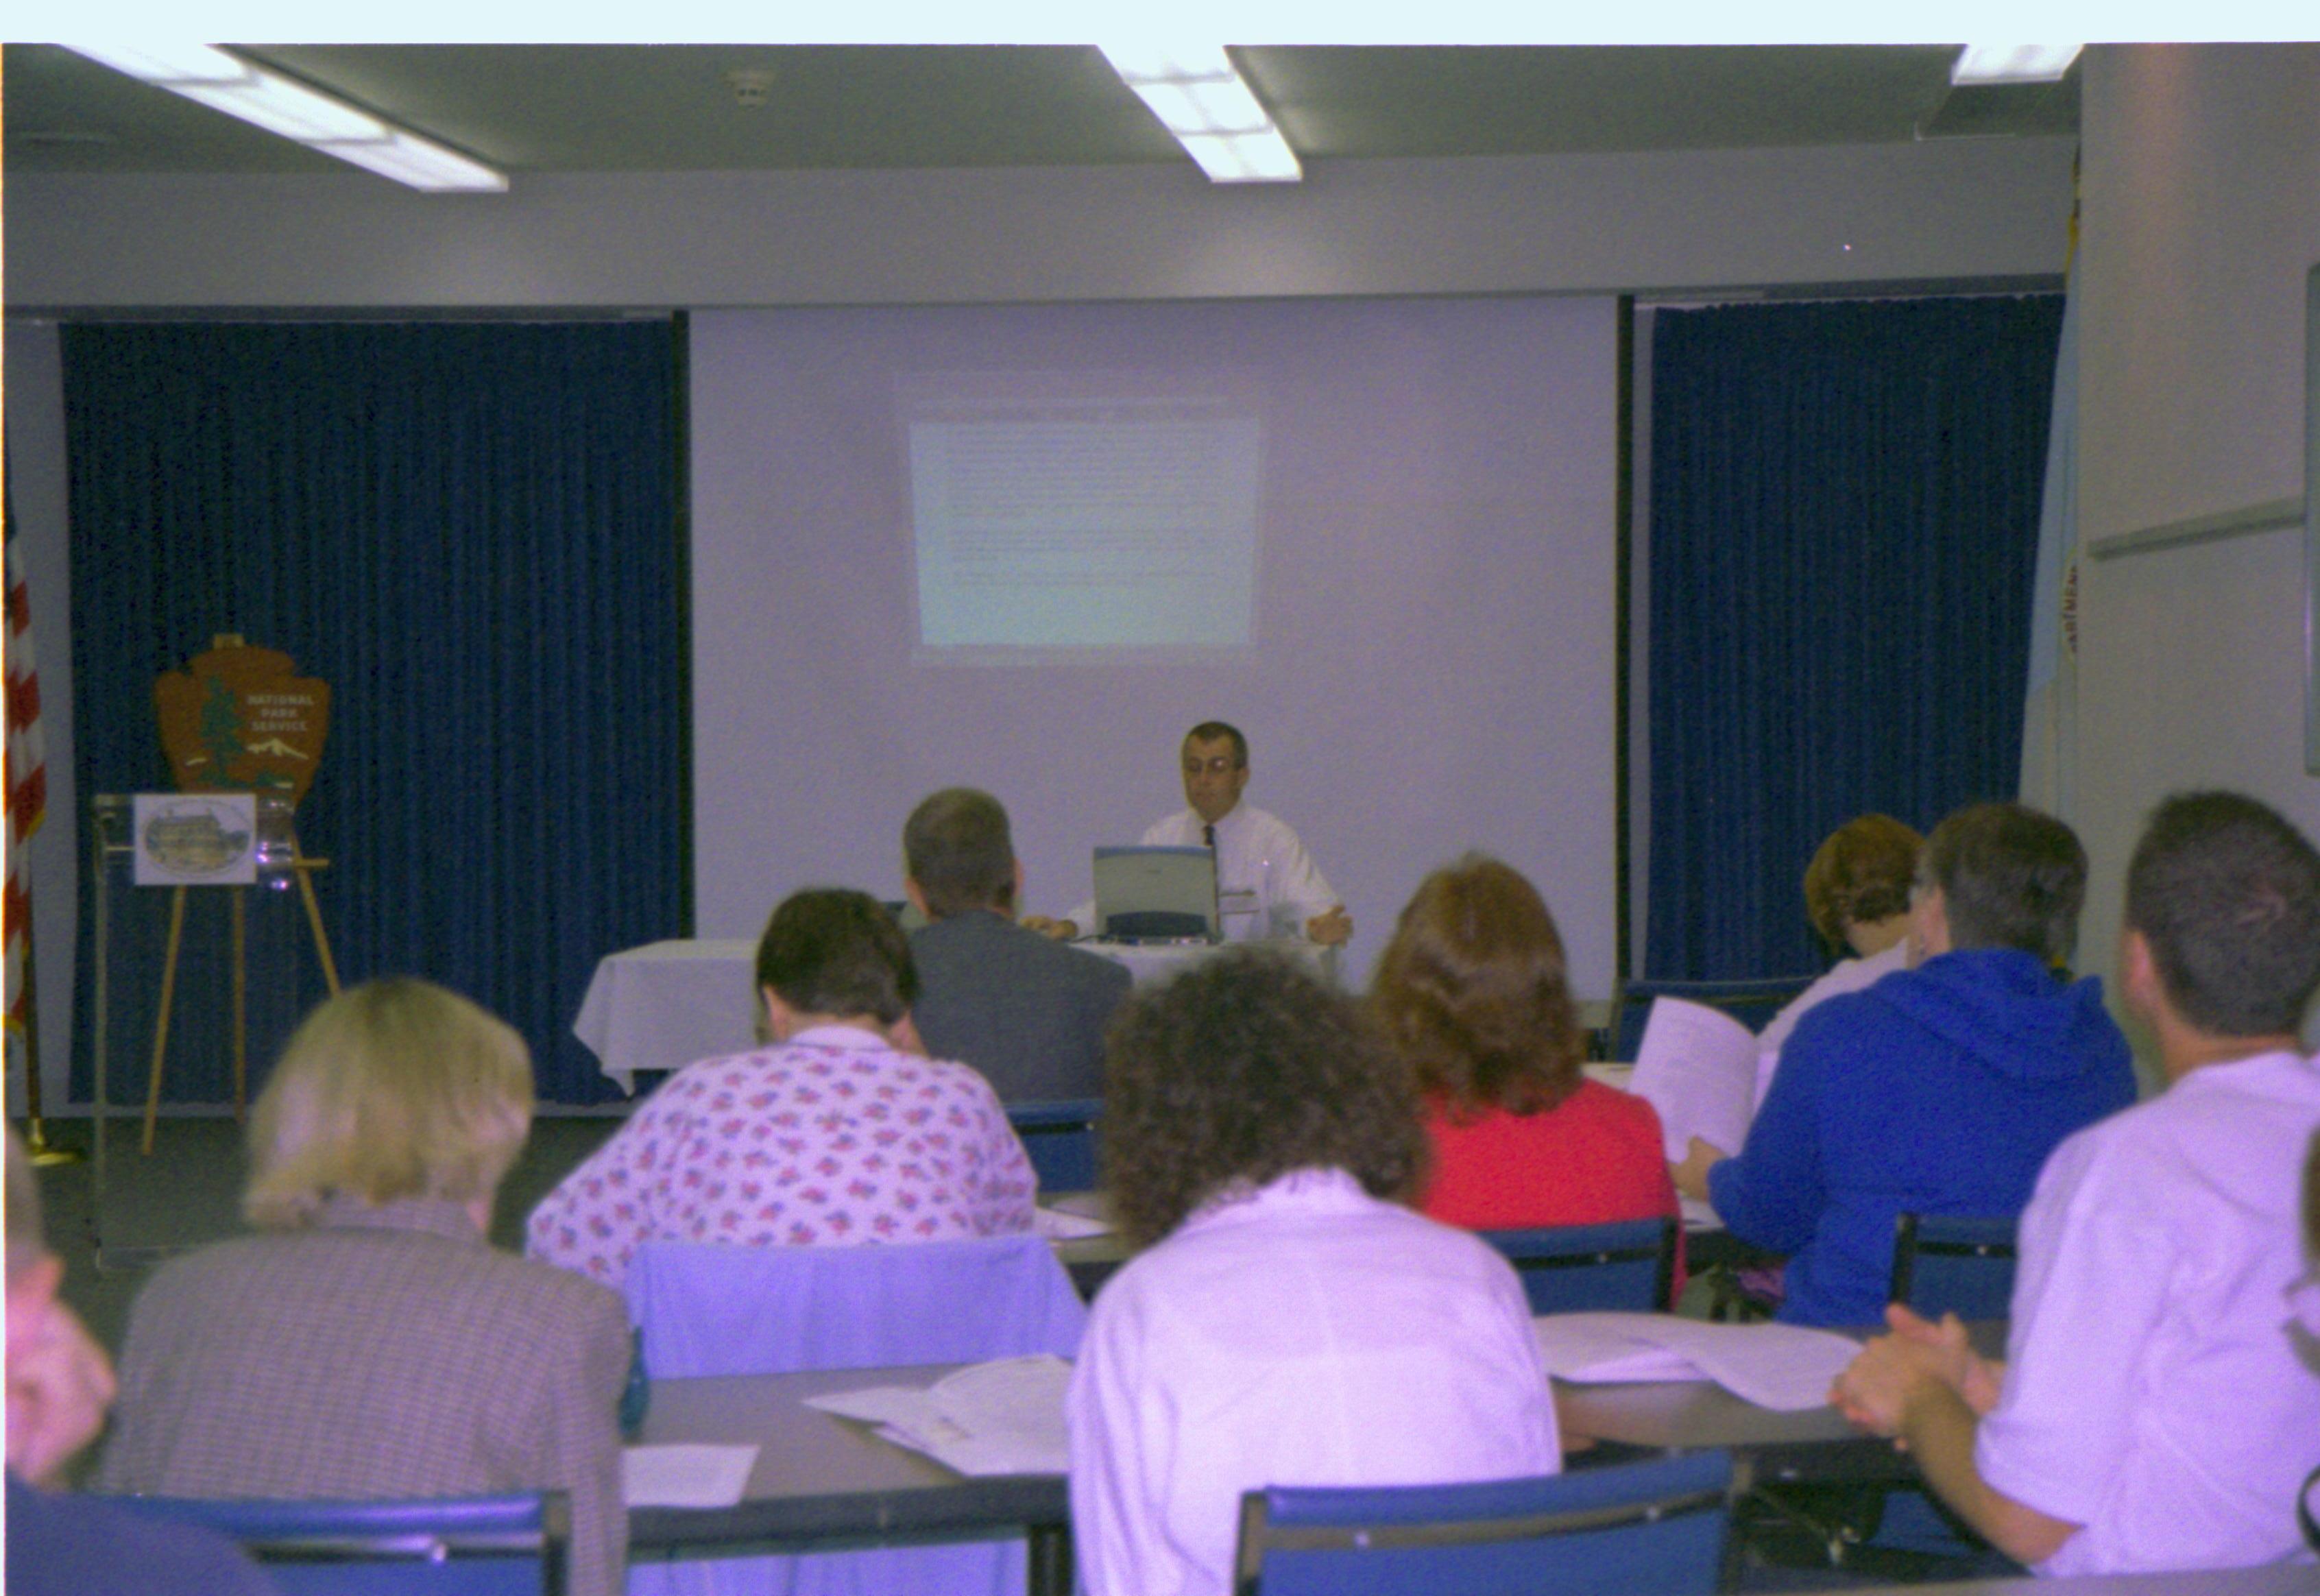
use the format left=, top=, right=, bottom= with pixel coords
left=1374, top=856, right=1680, bottom=1258
left=1065, top=948, right=1560, bottom=1596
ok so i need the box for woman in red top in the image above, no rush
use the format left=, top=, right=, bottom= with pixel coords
left=1373, top=856, right=1682, bottom=1300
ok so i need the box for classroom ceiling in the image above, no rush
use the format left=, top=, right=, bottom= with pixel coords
left=3, top=43, right=2081, bottom=178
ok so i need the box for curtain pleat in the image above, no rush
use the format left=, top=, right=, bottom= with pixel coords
left=64, top=322, right=686, bottom=1106
left=1646, top=296, right=2065, bottom=981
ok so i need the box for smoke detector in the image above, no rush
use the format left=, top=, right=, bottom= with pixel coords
left=726, top=69, right=776, bottom=108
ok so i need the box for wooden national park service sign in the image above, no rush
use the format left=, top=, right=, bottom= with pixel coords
left=155, top=637, right=331, bottom=808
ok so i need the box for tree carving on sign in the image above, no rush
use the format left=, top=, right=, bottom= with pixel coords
left=154, top=638, right=331, bottom=807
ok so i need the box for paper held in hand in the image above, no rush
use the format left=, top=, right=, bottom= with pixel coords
left=1627, top=998, right=1778, bottom=1161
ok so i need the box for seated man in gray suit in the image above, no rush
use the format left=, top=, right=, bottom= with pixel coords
left=905, top=788, right=1133, bottom=1102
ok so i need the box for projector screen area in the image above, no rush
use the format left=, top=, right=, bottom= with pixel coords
left=905, top=373, right=1264, bottom=659
left=691, top=295, right=1619, bottom=995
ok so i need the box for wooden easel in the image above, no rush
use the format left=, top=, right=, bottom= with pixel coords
left=143, top=636, right=335, bottom=1155
left=141, top=838, right=341, bottom=1156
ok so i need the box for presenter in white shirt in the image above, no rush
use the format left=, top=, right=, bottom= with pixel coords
left=1029, top=721, right=1351, bottom=946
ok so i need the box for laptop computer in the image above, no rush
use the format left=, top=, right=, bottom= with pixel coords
left=1091, top=845, right=1220, bottom=942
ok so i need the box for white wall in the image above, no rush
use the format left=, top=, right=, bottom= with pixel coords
left=2070, top=44, right=2320, bottom=1068
left=5, top=138, right=2072, bottom=310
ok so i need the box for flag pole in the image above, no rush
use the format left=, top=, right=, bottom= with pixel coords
left=15, top=920, right=82, bottom=1165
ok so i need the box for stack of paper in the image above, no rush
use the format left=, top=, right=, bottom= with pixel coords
left=803, top=1355, right=1073, bottom=1475
left=1535, top=1312, right=1860, bottom=1411
left=623, top=1443, right=761, bottom=1508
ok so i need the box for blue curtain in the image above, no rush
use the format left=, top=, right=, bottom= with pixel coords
left=1646, top=295, right=2064, bottom=982
left=63, top=321, right=686, bottom=1106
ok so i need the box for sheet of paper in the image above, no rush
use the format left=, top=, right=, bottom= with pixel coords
left=1628, top=997, right=1760, bottom=1159
left=1535, top=1311, right=1861, bottom=1411
left=622, top=1443, right=760, bottom=1508
left=803, top=1385, right=939, bottom=1427
left=804, top=1355, right=1073, bottom=1477
left=920, top=1355, right=1073, bottom=1475
left=1032, top=1205, right=1112, bottom=1239
left=1753, top=1046, right=1781, bottom=1112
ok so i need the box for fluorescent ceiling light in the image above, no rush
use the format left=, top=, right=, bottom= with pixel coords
left=67, top=43, right=507, bottom=192
left=1950, top=45, right=2083, bottom=85
left=1100, top=44, right=1301, bottom=184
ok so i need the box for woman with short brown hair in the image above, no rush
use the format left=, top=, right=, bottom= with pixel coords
left=1373, top=856, right=1680, bottom=1261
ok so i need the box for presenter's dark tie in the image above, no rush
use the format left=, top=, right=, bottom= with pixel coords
left=1204, top=823, right=1216, bottom=850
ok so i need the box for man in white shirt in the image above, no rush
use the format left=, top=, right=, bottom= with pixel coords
left=1832, top=790, right=2320, bottom=1576
left=1030, top=721, right=1351, bottom=946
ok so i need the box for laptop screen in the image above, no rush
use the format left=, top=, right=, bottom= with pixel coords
left=1091, top=845, right=1220, bottom=941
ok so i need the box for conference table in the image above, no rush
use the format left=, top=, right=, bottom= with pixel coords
left=626, top=1363, right=1074, bottom=1596
left=573, top=935, right=1340, bottom=1093
left=636, top=1328, right=2221, bottom=1596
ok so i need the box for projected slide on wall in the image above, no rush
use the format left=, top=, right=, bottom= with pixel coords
left=690, top=296, right=1619, bottom=996
left=906, top=381, right=1261, bottom=657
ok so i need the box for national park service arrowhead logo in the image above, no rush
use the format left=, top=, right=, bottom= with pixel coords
left=155, top=642, right=331, bottom=807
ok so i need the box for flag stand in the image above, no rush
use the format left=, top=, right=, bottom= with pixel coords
left=13, top=919, right=84, bottom=1166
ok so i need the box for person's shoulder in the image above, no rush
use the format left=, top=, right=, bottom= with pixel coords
left=1569, top=1075, right=1665, bottom=1137
left=134, top=1229, right=293, bottom=1305
left=1054, top=934, right=1132, bottom=989
left=1238, top=804, right=1298, bottom=838
left=1770, top=983, right=1885, bottom=1071
left=466, top=1240, right=628, bottom=1318
left=662, top=1045, right=786, bottom=1093
left=911, top=1050, right=1014, bottom=1107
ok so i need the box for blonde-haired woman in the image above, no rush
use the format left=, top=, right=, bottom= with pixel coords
left=99, top=978, right=629, bottom=1596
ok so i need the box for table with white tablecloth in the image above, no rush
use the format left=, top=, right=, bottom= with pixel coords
left=573, top=939, right=762, bottom=1094
left=575, top=935, right=1339, bottom=1094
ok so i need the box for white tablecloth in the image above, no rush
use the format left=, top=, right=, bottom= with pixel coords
left=575, top=936, right=1340, bottom=1095
left=573, top=939, right=762, bottom=1094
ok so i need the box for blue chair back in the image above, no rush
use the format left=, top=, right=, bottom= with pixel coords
left=1888, top=1213, right=2018, bottom=1321
left=1481, top=1218, right=1676, bottom=1314
left=1610, top=977, right=1815, bottom=1062
left=98, top=1491, right=564, bottom=1595
left=1233, top=1451, right=1736, bottom=1596
left=625, top=1233, right=1087, bottom=1379
left=1006, top=1098, right=1102, bottom=1193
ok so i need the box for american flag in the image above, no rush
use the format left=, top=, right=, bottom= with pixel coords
left=4, top=521, right=47, bottom=1056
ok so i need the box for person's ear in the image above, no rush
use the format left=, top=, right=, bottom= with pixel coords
left=1909, top=882, right=1950, bottom=962
left=903, top=878, right=931, bottom=918
left=2119, top=928, right=2162, bottom=1021
left=761, top=985, right=798, bottom=1043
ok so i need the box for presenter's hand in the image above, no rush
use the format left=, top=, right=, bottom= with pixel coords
left=1670, top=1136, right=1727, bottom=1201
left=1021, top=917, right=1078, bottom=941
left=1305, top=906, right=1353, bottom=947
